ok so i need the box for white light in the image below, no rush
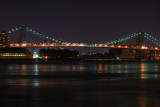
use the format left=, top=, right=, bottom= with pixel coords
left=141, top=46, right=146, bottom=49
left=22, top=43, right=26, bottom=46
left=33, top=52, right=39, bottom=59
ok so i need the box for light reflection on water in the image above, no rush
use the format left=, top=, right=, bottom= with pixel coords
left=98, top=64, right=102, bottom=74
left=141, top=63, right=145, bottom=79
left=34, top=64, right=39, bottom=75
left=4, top=61, right=160, bottom=79
left=124, top=64, right=128, bottom=73
left=2, top=61, right=160, bottom=107
left=21, top=64, right=26, bottom=75
left=155, top=63, right=158, bottom=79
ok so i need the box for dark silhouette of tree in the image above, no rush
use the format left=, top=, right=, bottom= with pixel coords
left=38, top=49, right=79, bottom=59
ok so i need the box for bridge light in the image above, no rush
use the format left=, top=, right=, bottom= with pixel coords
left=141, top=46, right=146, bottom=49
left=111, top=45, right=114, bottom=47
left=45, top=56, right=48, bottom=59
left=99, top=44, right=102, bottom=47
left=22, top=43, right=26, bottom=47
left=155, top=47, right=158, bottom=50
left=80, top=44, right=84, bottom=46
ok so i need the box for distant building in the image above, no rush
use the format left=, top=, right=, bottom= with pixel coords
left=0, top=31, right=10, bottom=48
left=0, top=47, right=33, bottom=59
left=120, top=49, right=135, bottom=59
left=109, top=48, right=122, bottom=59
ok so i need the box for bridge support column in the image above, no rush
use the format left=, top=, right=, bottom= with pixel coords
left=149, top=50, right=159, bottom=60
left=18, top=25, right=26, bottom=45
left=154, top=50, right=160, bottom=60
left=136, top=30, right=144, bottom=46
left=135, top=50, right=145, bottom=59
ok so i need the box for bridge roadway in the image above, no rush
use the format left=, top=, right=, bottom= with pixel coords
left=10, top=43, right=160, bottom=51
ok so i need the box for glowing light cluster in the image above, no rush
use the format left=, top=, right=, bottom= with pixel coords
left=26, top=27, right=70, bottom=44
left=104, top=33, right=137, bottom=45
left=7, top=26, right=160, bottom=48
left=0, top=53, right=26, bottom=56
left=144, top=33, right=160, bottom=46
left=8, top=27, right=22, bottom=34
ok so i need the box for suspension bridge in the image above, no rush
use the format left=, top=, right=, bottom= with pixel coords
left=7, top=25, right=160, bottom=51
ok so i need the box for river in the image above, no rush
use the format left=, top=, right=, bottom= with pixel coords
left=0, top=60, right=160, bottom=107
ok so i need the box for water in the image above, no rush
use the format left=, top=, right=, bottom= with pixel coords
left=1, top=60, right=160, bottom=107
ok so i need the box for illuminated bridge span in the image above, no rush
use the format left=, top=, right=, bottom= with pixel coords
left=10, top=43, right=160, bottom=50
left=7, top=25, right=160, bottom=50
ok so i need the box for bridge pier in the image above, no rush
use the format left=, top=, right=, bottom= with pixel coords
left=153, top=50, right=160, bottom=60
left=135, top=50, right=145, bottom=59
left=146, top=50, right=160, bottom=60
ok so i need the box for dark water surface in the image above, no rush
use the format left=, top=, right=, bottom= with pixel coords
left=1, top=60, right=160, bottom=107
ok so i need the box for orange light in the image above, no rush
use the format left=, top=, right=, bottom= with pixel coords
left=80, top=44, right=84, bottom=46
left=111, top=45, right=115, bottom=47
left=98, top=44, right=102, bottom=47
left=45, top=56, right=48, bottom=59
left=72, top=43, right=76, bottom=46
left=141, top=46, right=146, bottom=49
left=124, top=46, right=128, bottom=48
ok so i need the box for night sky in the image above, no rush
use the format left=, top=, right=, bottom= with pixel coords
left=0, top=0, right=160, bottom=45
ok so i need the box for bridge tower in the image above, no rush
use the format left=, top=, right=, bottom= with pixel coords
left=136, top=29, right=144, bottom=46
left=135, top=29, right=145, bottom=58
left=18, top=25, right=26, bottom=44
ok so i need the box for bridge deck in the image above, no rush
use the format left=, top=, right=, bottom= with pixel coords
left=10, top=43, right=160, bottom=51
